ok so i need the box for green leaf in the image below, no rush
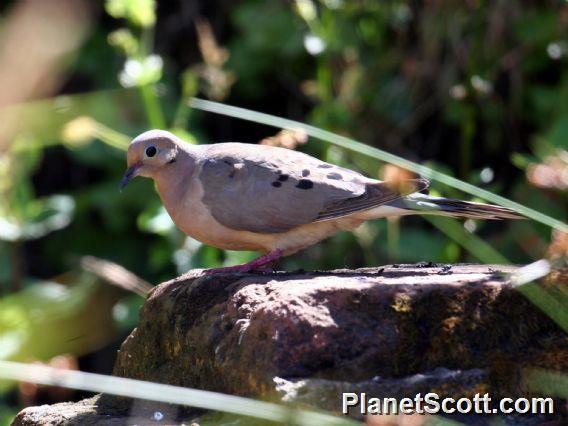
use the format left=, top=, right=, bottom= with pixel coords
left=119, top=55, right=163, bottom=88
left=105, top=0, right=156, bottom=28
left=0, top=275, right=120, bottom=364
left=107, top=29, right=139, bottom=56
left=0, top=195, right=75, bottom=242
left=138, top=205, right=176, bottom=236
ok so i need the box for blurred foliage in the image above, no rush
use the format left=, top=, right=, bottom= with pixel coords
left=0, top=0, right=567, bottom=421
left=0, top=273, right=126, bottom=369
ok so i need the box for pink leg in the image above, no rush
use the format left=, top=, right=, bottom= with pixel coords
left=205, top=249, right=284, bottom=275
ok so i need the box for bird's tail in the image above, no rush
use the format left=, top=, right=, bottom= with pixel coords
left=394, top=193, right=524, bottom=220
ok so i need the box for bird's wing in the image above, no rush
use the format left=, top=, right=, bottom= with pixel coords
left=198, top=143, right=427, bottom=233
left=314, top=178, right=428, bottom=221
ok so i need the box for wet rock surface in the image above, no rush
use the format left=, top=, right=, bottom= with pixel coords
left=12, top=264, right=568, bottom=425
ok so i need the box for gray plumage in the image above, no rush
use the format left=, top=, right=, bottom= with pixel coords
left=199, top=143, right=428, bottom=233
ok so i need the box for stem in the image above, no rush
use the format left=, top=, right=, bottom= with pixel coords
left=172, top=95, right=191, bottom=130
left=140, top=27, right=154, bottom=57
left=386, top=217, right=399, bottom=261
left=139, top=84, right=165, bottom=129
left=94, top=123, right=131, bottom=150
left=460, top=105, right=474, bottom=179
left=10, top=240, right=24, bottom=292
left=516, top=283, right=568, bottom=334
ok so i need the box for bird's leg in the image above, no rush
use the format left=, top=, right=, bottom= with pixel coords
left=205, top=249, right=284, bottom=274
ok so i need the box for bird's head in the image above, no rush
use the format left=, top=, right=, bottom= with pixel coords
left=120, top=130, right=181, bottom=190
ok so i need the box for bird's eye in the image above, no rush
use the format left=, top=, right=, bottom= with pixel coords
left=145, top=146, right=157, bottom=157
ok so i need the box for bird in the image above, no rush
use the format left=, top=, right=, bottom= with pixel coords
left=120, top=129, right=523, bottom=273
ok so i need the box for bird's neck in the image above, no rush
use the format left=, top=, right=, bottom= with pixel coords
left=153, top=151, right=196, bottom=209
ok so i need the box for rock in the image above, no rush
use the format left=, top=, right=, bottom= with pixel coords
left=12, top=264, right=568, bottom=425
left=13, top=396, right=111, bottom=426
left=273, top=367, right=488, bottom=409
left=12, top=395, right=179, bottom=426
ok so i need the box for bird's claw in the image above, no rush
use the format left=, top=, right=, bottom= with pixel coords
left=204, top=249, right=283, bottom=275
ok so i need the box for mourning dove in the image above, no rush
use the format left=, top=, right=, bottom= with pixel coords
left=120, top=130, right=522, bottom=273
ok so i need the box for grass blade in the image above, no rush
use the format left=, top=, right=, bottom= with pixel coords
left=0, top=361, right=357, bottom=425
left=189, top=98, right=568, bottom=233
left=524, top=368, right=568, bottom=398
left=511, top=260, right=568, bottom=334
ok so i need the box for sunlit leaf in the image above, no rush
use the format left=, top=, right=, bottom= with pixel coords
left=0, top=195, right=75, bottom=242
left=137, top=205, right=176, bottom=236
left=0, top=275, right=122, bottom=363
left=119, top=55, right=163, bottom=88
left=105, top=0, right=156, bottom=28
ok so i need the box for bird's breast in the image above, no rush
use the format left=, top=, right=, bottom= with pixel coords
left=154, top=173, right=366, bottom=256
left=156, top=176, right=274, bottom=252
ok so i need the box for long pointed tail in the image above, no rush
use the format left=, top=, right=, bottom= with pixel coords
left=395, top=194, right=524, bottom=220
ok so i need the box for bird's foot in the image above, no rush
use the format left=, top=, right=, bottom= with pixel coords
left=205, top=249, right=284, bottom=275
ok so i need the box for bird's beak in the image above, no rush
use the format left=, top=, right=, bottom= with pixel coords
left=120, top=162, right=142, bottom=191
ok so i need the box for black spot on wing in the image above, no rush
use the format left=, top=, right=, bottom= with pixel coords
left=302, top=169, right=310, bottom=177
left=278, top=174, right=289, bottom=182
left=327, top=172, right=342, bottom=180
left=272, top=181, right=282, bottom=188
left=296, top=179, right=314, bottom=190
